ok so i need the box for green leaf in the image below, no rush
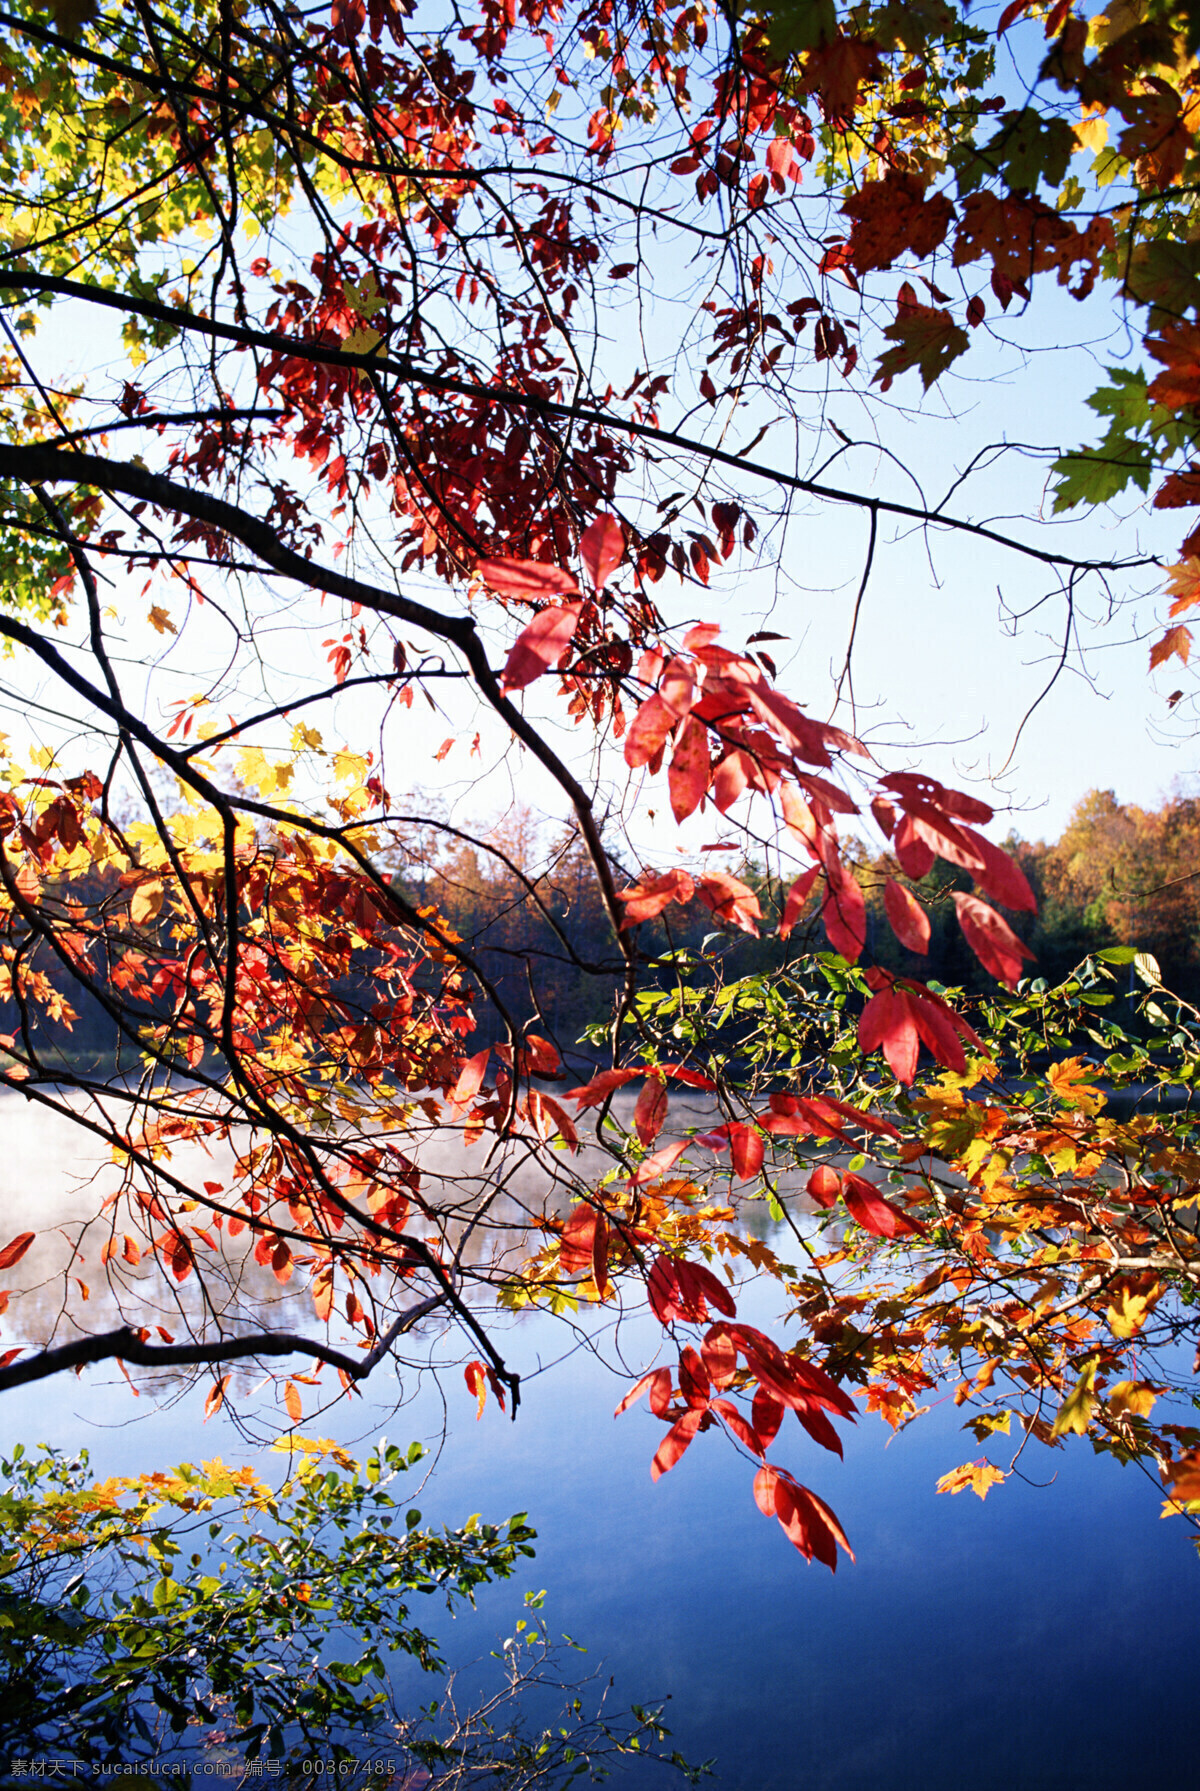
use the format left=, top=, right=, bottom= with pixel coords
left=977, top=110, right=1076, bottom=195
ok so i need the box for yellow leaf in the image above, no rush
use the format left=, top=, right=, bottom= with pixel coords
left=1052, top=1359, right=1099, bottom=1437
left=333, top=748, right=369, bottom=785
left=342, top=324, right=382, bottom=356
left=130, top=879, right=164, bottom=927
left=1074, top=109, right=1108, bottom=153
left=147, top=605, right=176, bottom=636
left=1107, top=1379, right=1157, bottom=1418
left=936, top=1460, right=1006, bottom=1500
left=1107, top=1283, right=1159, bottom=1339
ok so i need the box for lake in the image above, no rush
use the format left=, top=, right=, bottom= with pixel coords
left=1, top=1091, right=1197, bottom=1789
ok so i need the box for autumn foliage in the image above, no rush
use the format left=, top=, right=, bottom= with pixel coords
left=0, top=0, right=1195, bottom=1571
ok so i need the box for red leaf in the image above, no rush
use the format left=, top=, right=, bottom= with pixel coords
left=560, top=1202, right=606, bottom=1277
left=957, top=827, right=1038, bottom=913
left=883, top=880, right=930, bottom=954
left=893, top=815, right=936, bottom=879
left=465, top=1359, right=487, bottom=1419
left=0, top=1232, right=35, bottom=1271
left=821, top=857, right=866, bottom=962
left=624, top=692, right=677, bottom=768
left=616, top=867, right=696, bottom=928
left=712, top=1396, right=764, bottom=1454
left=648, top=1255, right=736, bottom=1324
left=770, top=1472, right=855, bottom=1570
left=579, top=514, right=625, bottom=591
left=476, top=556, right=581, bottom=601
left=779, top=864, right=821, bottom=939
left=501, top=601, right=583, bottom=693
left=615, top=1366, right=672, bottom=1417
left=696, top=871, right=762, bottom=936
left=701, top=1325, right=738, bottom=1388
left=651, top=1407, right=703, bottom=1480
left=729, top=1122, right=764, bottom=1181
left=858, top=983, right=920, bottom=1083
left=678, top=1344, right=711, bottom=1408
left=634, top=1075, right=668, bottom=1147
left=712, top=749, right=752, bottom=813
left=841, top=1172, right=924, bottom=1239
left=630, top=1138, right=690, bottom=1185
left=449, top=1048, right=490, bottom=1114
left=668, top=714, right=711, bottom=821
left=806, top=1165, right=842, bottom=1209
left=795, top=1397, right=845, bottom=1457
left=953, top=892, right=1035, bottom=988
left=752, top=1385, right=786, bottom=1449
left=567, top=1067, right=641, bottom=1108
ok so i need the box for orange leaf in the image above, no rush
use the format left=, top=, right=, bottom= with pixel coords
left=0, top=1232, right=35, bottom=1271
left=204, top=1375, right=229, bottom=1422
left=283, top=1380, right=302, bottom=1424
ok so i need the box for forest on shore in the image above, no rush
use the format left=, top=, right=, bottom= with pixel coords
left=13, top=783, right=1199, bottom=1076
left=397, top=784, right=1200, bottom=1056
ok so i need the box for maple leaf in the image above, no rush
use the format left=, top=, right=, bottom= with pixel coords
left=1153, top=464, right=1200, bottom=509
left=841, top=169, right=955, bottom=274
left=1051, top=1359, right=1099, bottom=1437
left=1165, top=557, right=1200, bottom=616
left=874, top=297, right=969, bottom=392
left=978, top=109, right=1076, bottom=196
left=147, top=605, right=176, bottom=636
left=1107, top=1283, right=1160, bottom=1340
left=1149, top=624, right=1192, bottom=670
left=1046, top=1056, right=1104, bottom=1115
left=935, top=1461, right=1006, bottom=1500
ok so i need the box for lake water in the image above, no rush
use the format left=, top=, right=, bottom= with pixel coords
left=1, top=1092, right=1197, bottom=1789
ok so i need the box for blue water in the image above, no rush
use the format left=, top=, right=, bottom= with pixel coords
left=7, top=1295, right=1197, bottom=1791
